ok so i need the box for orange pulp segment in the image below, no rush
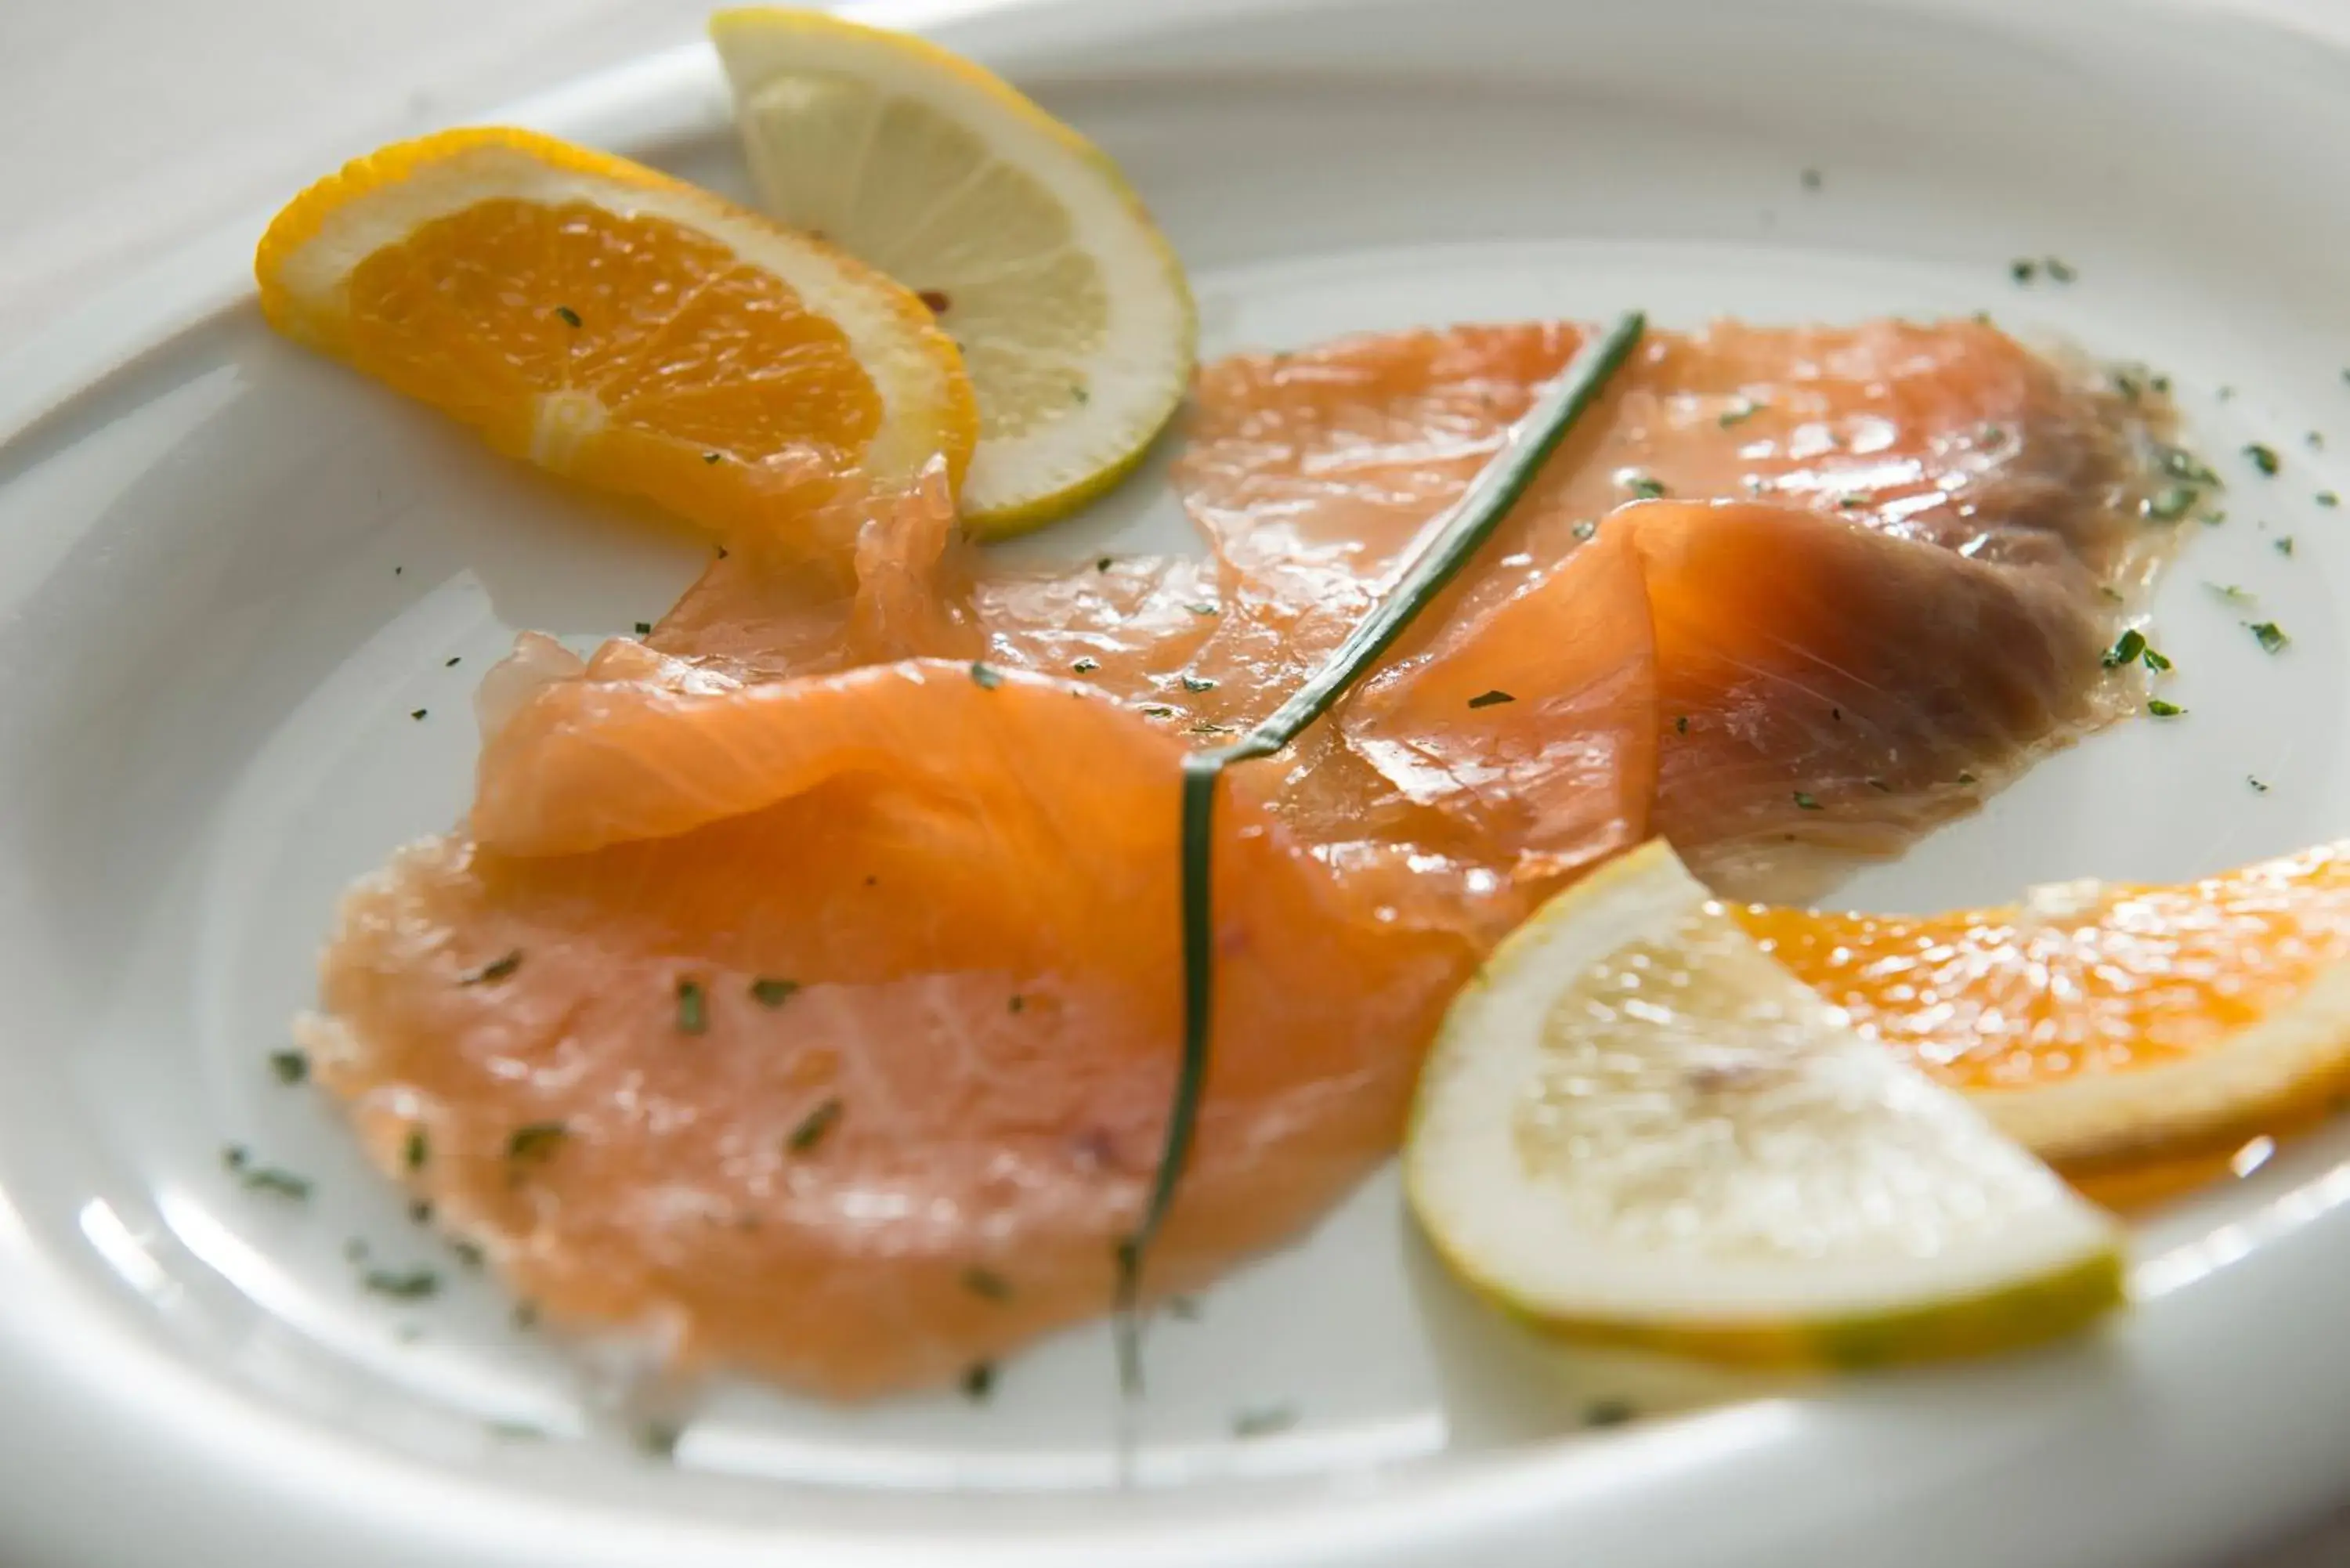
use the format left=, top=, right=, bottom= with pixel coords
left=1735, top=842, right=2350, bottom=1169
left=254, top=126, right=976, bottom=539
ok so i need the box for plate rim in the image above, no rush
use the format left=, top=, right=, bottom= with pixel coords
left=6, top=2, right=2350, bottom=1565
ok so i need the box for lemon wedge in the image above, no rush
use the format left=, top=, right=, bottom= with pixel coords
left=1405, top=840, right=2126, bottom=1368
left=710, top=6, right=1196, bottom=537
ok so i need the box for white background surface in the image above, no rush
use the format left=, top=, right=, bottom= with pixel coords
left=1, top=0, right=2345, bottom=1562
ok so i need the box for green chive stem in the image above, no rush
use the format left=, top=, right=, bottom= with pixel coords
left=1112, top=311, right=1647, bottom=1386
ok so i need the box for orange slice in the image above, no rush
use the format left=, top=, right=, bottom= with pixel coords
left=1736, top=842, right=2350, bottom=1171
left=254, top=127, right=976, bottom=537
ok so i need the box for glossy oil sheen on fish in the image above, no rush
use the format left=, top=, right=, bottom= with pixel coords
left=302, top=317, right=2184, bottom=1395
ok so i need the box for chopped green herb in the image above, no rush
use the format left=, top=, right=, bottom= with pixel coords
left=2248, top=620, right=2290, bottom=653
left=2147, top=699, right=2186, bottom=717
left=2202, top=509, right=2227, bottom=526
left=702, top=451, right=722, bottom=464
left=969, top=660, right=1003, bottom=689
left=1674, top=714, right=1689, bottom=735
left=488, top=1422, right=548, bottom=1443
left=506, top=1121, right=569, bottom=1162
left=2010, top=258, right=2038, bottom=284
left=408, top=1200, right=432, bottom=1224
left=1791, top=791, right=1822, bottom=811
left=362, top=1267, right=440, bottom=1300
left=637, top=1422, right=681, bottom=1461
left=1187, top=602, right=1220, bottom=616
left=1072, top=656, right=1099, bottom=674
left=1096, top=556, right=1114, bottom=573
left=2142, top=485, right=2196, bottom=522
left=1167, top=1295, right=1204, bottom=1321
left=269, top=1049, right=309, bottom=1085
left=1957, top=771, right=1979, bottom=785
left=2101, top=629, right=2146, bottom=669
left=1838, top=492, right=1873, bottom=509
left=2245, top=443, right=2281, bottom=476
left=960, top=1361, right=996, bottom=1401
left=750, top=977, right=800, bottom=1007
left=2111, top=371, right=2144, bottom=403
left=634, top=621, right=653, bottom=635
left=404, top=1128, right=428, bottom=1172
left=445, top=656, right=461, bottom=667
left=1980, top=423, right=2007, bottom=445
left=1139, top=703, right=1176, bottom=717
left=2099, top=585, right=2126, bottom=602
left=1232, top=1404, right=1299, bottom=1439
left=1571, top=519, right=1597, bottom=541
left=2219, top=385, right=2238, bottom=401
left=2206, top=582, right=2254, bottom=602
left=783, top=1097, right=839, bottom=1154
left=962, top=1266, right=1013, bottom=1302
left=2160, top=447, right=2220, bottom=485
left=410, top=708, right=428, bottom=721
left=1584, top=1398, right=1638, bottom=1428
left=462, top=949, right=522, bottom=985
left=1799, top=168, right=1822, bottom=190
left=1072, top=385, right=1090, bottom=404
left=511, top=1302, right=538, bottom=1331
left=450, top=1241, right=485, bottom=1269
left=676, top=977, right=708, bottom=1034
left=1466, top=689, right=1516, bottom=710
left=2319, top=491, right=2341, bottom=508
left=2276, top=536, right=2297, bottom=557
left=2140, top=645, right=2172, bottom=673
left=242, top=1167, right=312, bottom=1200
left=2310, top=432, right=2327, bottom=450
left=1180, top=674, right=1218, bottom=692
left=2043, top=256, right=2077, bottom=284
left=1624, top=474, right=1668, bottom=500
left=1718, top=398, right=1761, bottom=427
left=2250, top=775, right=2271, bottom=794
left=553, top=305, right=582, bottom=328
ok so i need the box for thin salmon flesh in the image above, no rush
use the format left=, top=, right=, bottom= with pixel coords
left=302, top=319, right=2182, bottom=1395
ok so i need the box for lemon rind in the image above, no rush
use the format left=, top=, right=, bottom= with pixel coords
left=1405, top=839, right=2124, bottom=1353
left=710, top=8, right=1195, bottom=534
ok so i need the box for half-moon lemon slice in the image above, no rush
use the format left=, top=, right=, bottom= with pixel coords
left=1405, top=839, right=2125, bottom=1368
left=711, top=6, right=1196, bottom=537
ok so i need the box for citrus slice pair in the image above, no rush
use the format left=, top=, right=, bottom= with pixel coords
left=255, top=11, right=1191, bottom=540
left=1409, top=837, right=2350, bottom=1368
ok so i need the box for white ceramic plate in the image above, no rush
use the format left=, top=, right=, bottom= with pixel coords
left=6, top=0, right=2350, bottom=1563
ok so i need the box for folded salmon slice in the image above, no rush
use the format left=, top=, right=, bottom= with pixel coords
left=309, top=649, right=1470, bottom=1396
left=307, top=316, right=2181, bottom=1394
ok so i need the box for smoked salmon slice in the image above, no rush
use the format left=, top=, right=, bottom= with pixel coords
left=306, top=315, right=2182, bottom=1394
left=309, top=647, right=1470, bottom=1396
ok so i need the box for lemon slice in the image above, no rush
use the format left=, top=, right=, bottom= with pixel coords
left=710, top=6, right=1196, bottom=537
left=1405, top=840, right=2126, bottom=1368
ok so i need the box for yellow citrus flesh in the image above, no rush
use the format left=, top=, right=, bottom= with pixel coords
left=712, top=8, right=1195, bottom=536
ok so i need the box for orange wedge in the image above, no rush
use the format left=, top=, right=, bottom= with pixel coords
left=1735, top=842, right=2350, bottom=1172
left=254, top=127, right=976, bottom=537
